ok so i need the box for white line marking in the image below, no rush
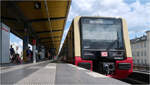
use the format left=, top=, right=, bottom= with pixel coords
left=45, top=65, right=56, bottom=69
left=86, top=72, right=107, bottom=78
left=68, top=64, right=86, bottom=70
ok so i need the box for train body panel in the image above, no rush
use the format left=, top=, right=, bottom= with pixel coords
left=74, top=16, right=81, bottom=57
left=59, top=16, right=133, bottom=79
left=122, top=19, right=132, bottom=57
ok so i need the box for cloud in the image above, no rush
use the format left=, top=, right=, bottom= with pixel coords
left=73, top=0, right=94, bottom=11
left=67, top=0, right=150, bottom=39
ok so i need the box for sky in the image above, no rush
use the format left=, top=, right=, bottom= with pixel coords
left=59, top=0, right=150, bottom=52
left=10, top=0, right=150, bottom=54
left=63, top=0, right=150, bottom=39
left=10, top=33, right=23, bottom=56
left=10, top=33, right=32, bottom=56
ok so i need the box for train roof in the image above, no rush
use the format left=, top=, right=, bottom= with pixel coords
left=73, top=16, right=123, bottom=20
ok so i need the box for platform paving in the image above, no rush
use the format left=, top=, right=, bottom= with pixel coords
left=0, top=61, right=130, bottom=85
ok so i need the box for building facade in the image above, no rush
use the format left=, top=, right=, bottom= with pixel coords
left=130, top=31, right=150, bottom=67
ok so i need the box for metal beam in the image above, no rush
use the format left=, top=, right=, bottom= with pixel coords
left=41, top=40, right=60, bottom=43
left=1, top=16, right=17, bottom=22
left=40, top=39, right=60, bottom=42
left=43, top=42, right=60, bottom=44
left=42, top=42, right=60, bottom=44
left=2, top=16, right=66, bottom=23
left=43, top=43, right=60, bottom=45
left=39, top=36, right=60, bottom=40
left=49, top=48, right=56, bottom=50
left=36, top=29, right=62, bottom=34
left=27, top=17, right=66, bottom=23
left=15, top=29, right=62, bottom=33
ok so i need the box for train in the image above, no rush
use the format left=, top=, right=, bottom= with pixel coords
left=59, top=16, right=133, bottom=79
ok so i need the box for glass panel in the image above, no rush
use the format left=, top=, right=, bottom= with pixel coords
left=81, top=18, right=124, bottom=50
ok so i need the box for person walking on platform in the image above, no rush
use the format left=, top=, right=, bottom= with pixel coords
left=10, top=45, right=15, bottom=63
left=47, top=51, right=51, bottom=60
left=26, top=47, right=32, bottom=62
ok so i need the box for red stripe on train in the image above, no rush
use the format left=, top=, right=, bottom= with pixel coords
left=109, top=57, right=133, bottom=79
left=75, top=56, right=93, bottom=71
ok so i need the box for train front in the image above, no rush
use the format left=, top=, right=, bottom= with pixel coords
left=79, top=17, right=133, bottom=79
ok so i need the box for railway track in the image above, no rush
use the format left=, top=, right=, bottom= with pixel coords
left=121, top=71, right=150, bottom=84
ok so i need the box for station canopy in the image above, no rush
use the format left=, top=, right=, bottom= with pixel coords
left=1, top=0, right=71, bottom=54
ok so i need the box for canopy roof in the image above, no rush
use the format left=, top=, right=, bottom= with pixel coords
left=1, top=0, right=71, bottom=54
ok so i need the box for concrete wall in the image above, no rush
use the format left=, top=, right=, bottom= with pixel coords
left=0, top=23, right=10, bottom=63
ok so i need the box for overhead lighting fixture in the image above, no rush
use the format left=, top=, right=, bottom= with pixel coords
left=34, top=2, right=41, bottom=9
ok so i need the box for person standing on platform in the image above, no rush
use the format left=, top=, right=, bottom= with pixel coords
left=15, top=46, right=22, bottom=64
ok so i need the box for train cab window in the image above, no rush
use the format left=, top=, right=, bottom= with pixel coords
left=80, top=18, right=124, bottom=50
left=80, top=17, right=125, bottom=60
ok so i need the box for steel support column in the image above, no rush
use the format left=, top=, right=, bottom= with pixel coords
left=23, top=24, right=29, bottom=62
left=32, top=40, right=36, bottom=63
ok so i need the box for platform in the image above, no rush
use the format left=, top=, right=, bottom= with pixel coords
left=0, top=61, right=130, bottom=85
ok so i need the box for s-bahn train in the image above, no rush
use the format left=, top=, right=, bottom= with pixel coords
left=59, top=16, right=133, bottom=79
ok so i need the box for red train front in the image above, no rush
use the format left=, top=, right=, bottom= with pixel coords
left=60, top=16, right=133, bottom=79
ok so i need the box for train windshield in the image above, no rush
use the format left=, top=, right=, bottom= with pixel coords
left=81, top=18, right=124, bottom=50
